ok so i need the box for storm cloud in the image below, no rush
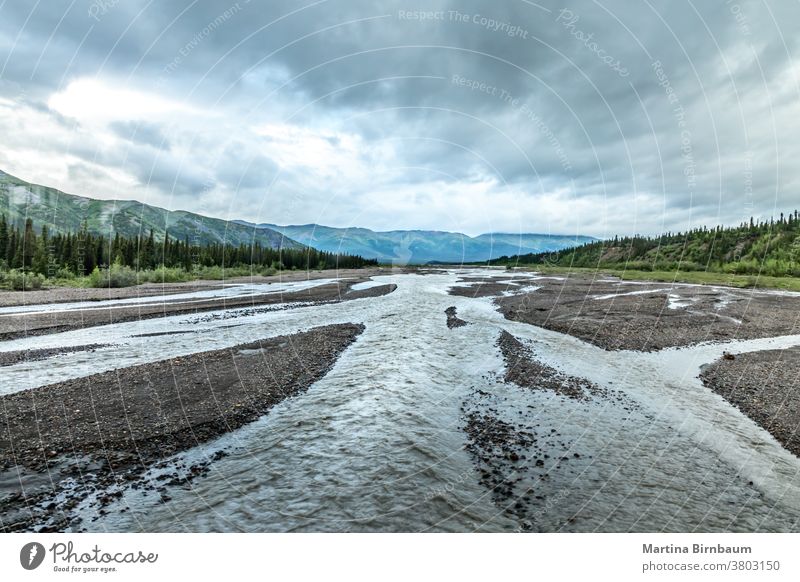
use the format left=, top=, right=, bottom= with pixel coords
left=1, top=0, right=798, bottom=237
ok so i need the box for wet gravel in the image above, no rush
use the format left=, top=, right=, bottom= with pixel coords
left=0, top=323, right=363, bottom=532
left=463, top=410, right=537, bottom=525
left=445, top=306, right=468, bottom=329
left=700, top=346, right=800, bottom=457
left=461, top=329, right=640, bottom=530
left=448, top=281, right=520, bottom=298
left=497, top=330, right=600, bottom=400
left=0, top=344, right=112, bottom=367
left=0, top=268, right=395, bottom=308
left=0, top=280, right=394, bottom=341
left=494, top=273, right=800, bottom=351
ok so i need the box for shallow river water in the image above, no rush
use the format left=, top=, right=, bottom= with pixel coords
left=3, top=269, right=800, bottom=532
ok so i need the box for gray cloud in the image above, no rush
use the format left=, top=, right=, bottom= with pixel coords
left=0, top=0, right=798, bottom=237
left=109, top=120, right=171, bottom=150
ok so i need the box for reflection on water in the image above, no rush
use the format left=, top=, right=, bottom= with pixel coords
left=4, top=270, right=800, bottom=532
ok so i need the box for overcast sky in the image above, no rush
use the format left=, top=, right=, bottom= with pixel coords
left=0, top=0, right=798, bottom=237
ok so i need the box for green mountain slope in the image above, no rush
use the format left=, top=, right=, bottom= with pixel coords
left=490, top=213, right=800, bottom=278
left=0, top=169, right=302, bottom=250
left=239, top=222, right=595, bottom=264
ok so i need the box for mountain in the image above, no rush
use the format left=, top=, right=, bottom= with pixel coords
left=488, top=212, right=800, bottom=278
left=473, top=232, right=598, bottom=254
left=236, top=222, right=596, bottom=264
left=0, top=168, right=595, bottom=262
left=0, top=169, right=302, bottom=250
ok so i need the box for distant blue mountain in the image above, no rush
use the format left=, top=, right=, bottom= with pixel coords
left=234, top=221, right=596, bottom=265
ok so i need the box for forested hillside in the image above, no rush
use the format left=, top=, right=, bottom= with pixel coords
left=489, top=212, right=800, bottom=278
left=0, top=215, right=377, bottom=289
left=0, top=169, right=300, bottom=250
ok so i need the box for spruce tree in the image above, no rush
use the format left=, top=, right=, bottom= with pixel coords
left=0, top=214, right=8, bottom=265
left=22, top=218, right=36, bottom=271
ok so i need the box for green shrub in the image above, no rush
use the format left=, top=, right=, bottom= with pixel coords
left=139, top=266, right=191, bottom=284
left=193, top=265, right=278, bottom=280
left=88, top=264, right=139, bottom=288
left=195, top=265, right=225, bottom=280
left=4, top=270, right=45, bottom=290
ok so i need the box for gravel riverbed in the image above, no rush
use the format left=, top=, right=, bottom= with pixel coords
left=0, top=323, right=363, bottom=531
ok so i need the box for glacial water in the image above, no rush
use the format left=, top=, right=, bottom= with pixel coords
left=3, top=269, right=800, bottom=532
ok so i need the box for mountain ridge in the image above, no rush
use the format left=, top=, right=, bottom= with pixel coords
left=237, top=221, right=596, bottom=264
left=0, top=168, right=596, bottom=263
left=0, top=169, right=302, bottom=250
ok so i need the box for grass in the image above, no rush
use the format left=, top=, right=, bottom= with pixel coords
left=510, top=265, right=800, bottom=292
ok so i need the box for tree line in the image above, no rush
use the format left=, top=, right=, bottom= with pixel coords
left=488, top=211, right=800, bottom=278
left=0, top=215, right=377, bottom=277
